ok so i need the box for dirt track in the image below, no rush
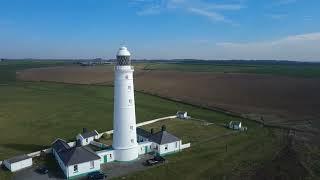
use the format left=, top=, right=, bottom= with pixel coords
left=17, top=66, right=320, bottom=130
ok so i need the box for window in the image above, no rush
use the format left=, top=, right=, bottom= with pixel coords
left=129, top=99, right=132, bottom=104
left=130, top=125, right=133, bottom=130
left=125, top=75, right=129, bottom=79
left=74, top=165, right=78, bottom=172
left=131, top=139, right=134, bottom=143
left=128, top=85, right=131, bottom=91
left=165, top=145, right=168, bottom=151
left=90, top=161, right=94, bottom=169
left=86, top=139, right=88, bottom=143
left=110, top=154, right=112, bottom=158
left=175, top=142, right=178, bottom=148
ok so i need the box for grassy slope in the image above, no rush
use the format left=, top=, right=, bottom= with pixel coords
left=143, top=63, right=320, bottom=78
left=115, top=119, right=281, bottom=180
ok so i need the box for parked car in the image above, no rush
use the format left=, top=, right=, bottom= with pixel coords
left=35, top=166, right=49, bottom=174
left=145, top=155, right=165, bottom=166
left=87, top=171, right=107, bottom=180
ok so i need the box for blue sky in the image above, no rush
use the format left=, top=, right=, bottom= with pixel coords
left=0, top=0, right=319, bottom=61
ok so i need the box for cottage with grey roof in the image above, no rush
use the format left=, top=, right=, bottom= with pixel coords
left=52, top=139, right=101, bottom=179
left=137, top=126, right=182, bottom=156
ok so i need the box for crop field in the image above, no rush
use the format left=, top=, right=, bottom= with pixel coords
left=143, top=62, right=320, bottom=78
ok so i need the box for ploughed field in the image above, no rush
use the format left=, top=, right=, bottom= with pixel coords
left=17, top=64, right=320, bottom=132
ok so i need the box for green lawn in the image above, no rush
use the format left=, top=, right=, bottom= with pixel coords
left=143, top=62, right=320, bottom=78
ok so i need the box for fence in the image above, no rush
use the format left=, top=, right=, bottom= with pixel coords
left=181, top=143, right=191, bottom=150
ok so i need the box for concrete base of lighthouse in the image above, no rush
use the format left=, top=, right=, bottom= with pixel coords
left=114, top=146, right=139, bottom=161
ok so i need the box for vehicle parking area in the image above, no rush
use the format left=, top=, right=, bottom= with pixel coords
left=101, top=153, right=156, bottom=179
left=13, top=154, right=160, bottom=180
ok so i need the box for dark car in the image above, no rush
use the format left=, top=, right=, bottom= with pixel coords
left=87, top=171, right=107, bottom=180
left=35, top=166, right=49, bottom=174
left=145, top=155, right=165, bottom=166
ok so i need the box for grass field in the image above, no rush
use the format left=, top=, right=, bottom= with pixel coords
left=143, top=62, right=320, bottom=78
left=114, top=119, right=283, bottom=180
left=0, top=60, right=317, bottom=179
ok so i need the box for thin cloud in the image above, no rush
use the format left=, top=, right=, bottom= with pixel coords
left=215, top=32, right=320, bottom=61
left=131, top=0, right=243, bottom=24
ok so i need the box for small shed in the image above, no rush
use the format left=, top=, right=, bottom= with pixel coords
left=176, top=111, right=188, bottom=119
left=76, top=129, right=99, bottom=146
left=3, top=154, right=32, bottom=172
left=229, top=121, right=242, bottom=130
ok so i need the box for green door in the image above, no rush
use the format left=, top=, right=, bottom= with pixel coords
left=104, top=155, right=108, bottom=163
left=145, top=146, right=148, bottom=153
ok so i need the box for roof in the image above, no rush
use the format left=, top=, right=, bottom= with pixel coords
left=80, top=130, right=99, bottom=139
left=5, top=154, right=31, bottom=164
left=52, top=139, right=70, bottom=153
left=230, top=121, right=241, bottom=126
left=58, top=146, right=100, bottom=166
left=149, top=131, right=180, bottom=145
left=136, top=128, right=152, bottom=138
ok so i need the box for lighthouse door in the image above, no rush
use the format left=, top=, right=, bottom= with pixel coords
left=104, top=155, right=108, bottom=163
left=145, top=146, right=148, bottom=153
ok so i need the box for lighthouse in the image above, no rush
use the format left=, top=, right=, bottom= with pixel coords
left=112, top=47, right=139, bottom=161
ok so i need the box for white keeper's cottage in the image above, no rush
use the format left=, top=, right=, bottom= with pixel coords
left=52, top=139, right=101, bottom=179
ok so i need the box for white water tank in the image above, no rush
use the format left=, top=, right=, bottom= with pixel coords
left=112, top=47, right=139, bottom=161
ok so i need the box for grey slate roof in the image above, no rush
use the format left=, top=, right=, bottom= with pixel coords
left=80, top=130, right=98, bottom=139
left=149, top=131, right=180, bottom=145
left=230, top=121, right=241, bottom=126
left=177, top=111, right=186, bottom=115
left=136, top=128, right=152, bottom=138
left=5, top=154, right=31, bottom=164
left=52, top=139, right=70, bottom=153
left=58, top=146, right=100, bottom=166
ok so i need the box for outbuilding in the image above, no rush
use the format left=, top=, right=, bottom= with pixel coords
left=3, top=154, right=32, bottom=172
left=76, top=129, right=99, bottom=146
left=176, top=111, right=188, bottom=119
left=229, top=121, right=242, bottom=130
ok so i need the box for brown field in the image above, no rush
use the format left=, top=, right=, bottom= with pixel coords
left=17, top=65, right=320, bottom=131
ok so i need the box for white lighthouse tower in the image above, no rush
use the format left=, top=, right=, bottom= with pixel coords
left=112, top=46, right=139, bottom=161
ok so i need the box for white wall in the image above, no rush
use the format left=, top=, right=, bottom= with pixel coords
left=138, top=142, right=152, bottom=155
left=67, top=160, right=100, bottom=178
left=4, top=158, right=32, bottom=172
left=77, top=135, right=95, bottom=146
left=159, top=141, right=181, bottom=155
left=96, top=150, right=115, bottom=164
